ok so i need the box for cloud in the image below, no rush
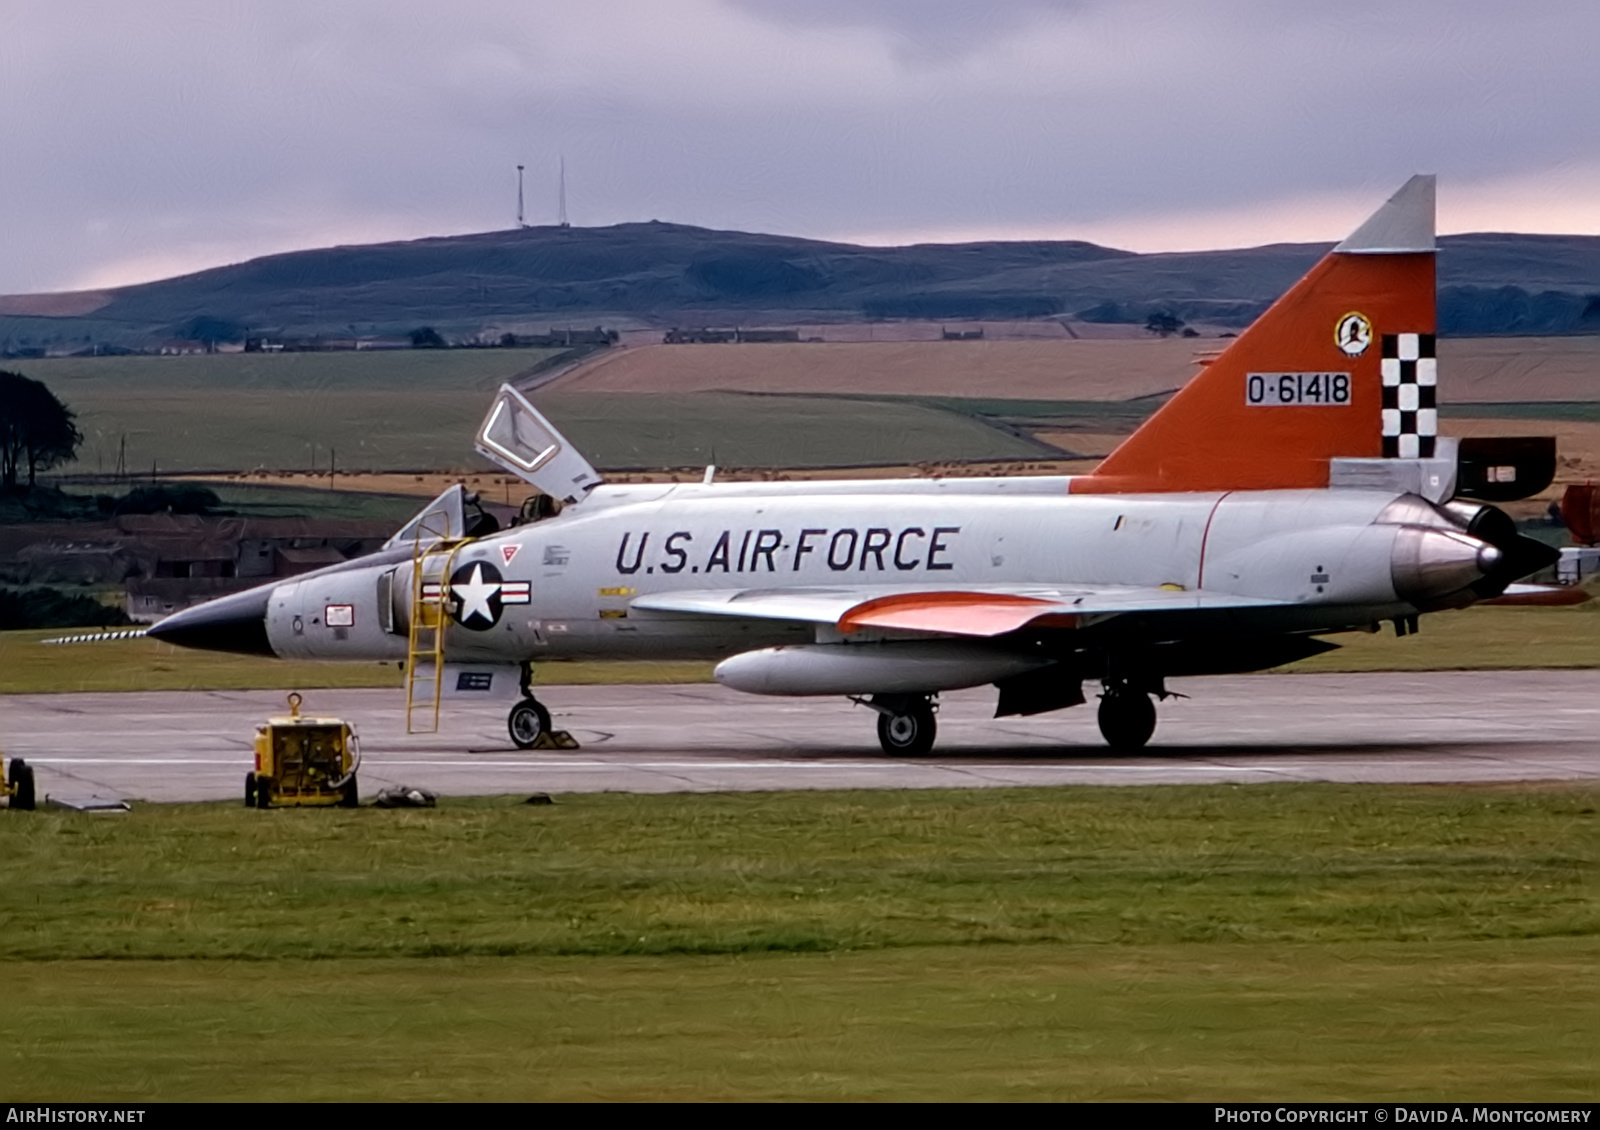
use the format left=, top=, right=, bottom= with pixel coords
left=2, top=1, right=1599, bottom=294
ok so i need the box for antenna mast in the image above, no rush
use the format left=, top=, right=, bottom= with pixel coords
left=516, top=164, right=527, bottom=228
left=558, top=155, right=570, bottom=228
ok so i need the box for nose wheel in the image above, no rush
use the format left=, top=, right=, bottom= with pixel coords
left=508, top=697, right=553, bottom=750
left=1097, top=684, right=1156, bottom=751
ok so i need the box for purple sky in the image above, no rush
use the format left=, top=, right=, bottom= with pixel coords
left=3, top=0, right=1598, bottom=294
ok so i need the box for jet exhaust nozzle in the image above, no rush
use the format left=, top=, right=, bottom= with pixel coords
left=1390, top=527, right=1500, bottom=605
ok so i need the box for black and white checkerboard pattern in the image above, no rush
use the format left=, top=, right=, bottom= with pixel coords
left=1381, top=332, right=1436, bottom=459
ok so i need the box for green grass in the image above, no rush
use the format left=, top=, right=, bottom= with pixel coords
left=13, top=350, right=561, bottom=475
left=532, top=390, right=1052, bottom=468
left=6, top=943, right=1594, bottom=1101
left=0, top=629, right=715, bottom=693
left=11, top=349, right=1052, bottom=473
left=188, top=481, right=429, bottom=523
left=17, top=347, right=1598, bottom=477
left=0, top=481, right=430, bottom=526
left=12, top=349, right=561, bottom=392
left=1444, top=401, right=1600, bottom=421
left=1, top=786, right=1594, bottom=1100
left=0, top=629, right=404, bottom=693
left=4, top=786, right=1593, bottom=960
left=1288, top=601, right=1600, bottom=672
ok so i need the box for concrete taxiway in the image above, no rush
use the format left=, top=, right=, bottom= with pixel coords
left=3, top=670, right=1596, bottom=805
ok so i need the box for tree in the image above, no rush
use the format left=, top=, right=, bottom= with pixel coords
left=409, top=326, right=447, bottom=349
left=1144, top=311, right=1186, bottom=338
left=0, top=371, right=82, bottom=492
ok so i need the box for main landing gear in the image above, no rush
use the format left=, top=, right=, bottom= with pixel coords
left=1097, top=681, right=1157, bottom=752
left=858, top=694, right=937, bottom=757
left=854, top=683, right=1160, bottom=756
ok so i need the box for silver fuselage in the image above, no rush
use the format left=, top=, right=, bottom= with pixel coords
left=256, top=478, right=1467, bottom=667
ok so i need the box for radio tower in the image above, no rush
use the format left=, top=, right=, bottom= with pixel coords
left=558, top=155, right=570, bottom=228
left=516, top=164, right=527, bottom=228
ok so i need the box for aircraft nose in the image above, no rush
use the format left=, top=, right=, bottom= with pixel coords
left=145, top=584, right=276, bottom=656
left=1391, top=527, right=1500, bottom=604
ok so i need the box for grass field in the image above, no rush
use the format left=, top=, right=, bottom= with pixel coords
left=12, top=351, right=1053, bottom=473
left=554, top=337, right=1600, bottom=404
left=0, top=629, right=717, bottom=694
left=550, top=339, right=1203, bottom=400
left=1, top=786, right=1594, bottom=1100
left=532, top=390, right=1053, bottom=468
left=1287, top=601, right=1600, bottom=672
left=13, top=350, right=560, bottom=476
left=13, top=340, right=1600, bottom=475
left=186, top=481, right=428, bottom=523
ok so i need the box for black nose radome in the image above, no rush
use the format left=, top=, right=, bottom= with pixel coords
left=146, top=585, right=275, bottom=656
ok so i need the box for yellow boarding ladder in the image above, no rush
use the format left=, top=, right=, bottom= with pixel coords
left=405, top=527, right=471, bottom=735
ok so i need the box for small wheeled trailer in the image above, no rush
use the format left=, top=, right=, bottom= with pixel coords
left=246, top=693, right=360, bottom=809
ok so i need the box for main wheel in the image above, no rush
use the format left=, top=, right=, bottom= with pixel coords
left=1097, top=689, right=1156, bottom=751
left=508, top=697, right=553, bottom=750
left=244, top=772, right=257, bottom=807
left=875, top=698, right=937, bottom=757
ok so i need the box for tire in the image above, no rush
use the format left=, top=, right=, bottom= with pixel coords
left=9, top=760, right=35, bottom=812
left=508, top=698, right=553, bottom=750
left=338, top=775, right=359, bottom=808
left=244, top=772, right=257, bottom=808
left=254, top=775, right=273, bottom=809
left=1097, top=690, right=1156, bottom=752
left=876, top=699, right=937, bottom=757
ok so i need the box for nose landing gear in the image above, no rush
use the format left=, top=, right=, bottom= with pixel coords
left=507, top=663, right=580, bottom=750
left=507, top=696, right=580, bottom=749
left=508, top=697, right=553, bottom=749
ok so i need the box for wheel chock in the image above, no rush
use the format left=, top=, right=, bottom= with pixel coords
left=531, top=730, right=580, bottom=751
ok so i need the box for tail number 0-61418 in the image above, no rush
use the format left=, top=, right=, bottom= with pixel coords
left=1246, top=372, right=1351, bottom=406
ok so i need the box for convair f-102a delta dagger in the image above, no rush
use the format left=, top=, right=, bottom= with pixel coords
left=148, top=176, right=1567, bottom=755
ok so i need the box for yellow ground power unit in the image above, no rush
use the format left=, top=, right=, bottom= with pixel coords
left=246, top=693, right=360, bottom=809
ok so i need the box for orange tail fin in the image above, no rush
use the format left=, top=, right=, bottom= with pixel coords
left=1074, top=175, right=1437, bottom=494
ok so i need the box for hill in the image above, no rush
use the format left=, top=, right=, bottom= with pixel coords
left=2, top=223, right=1598, bottom=351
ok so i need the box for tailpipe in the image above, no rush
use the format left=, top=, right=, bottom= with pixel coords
left=1442, top=500, right=1562, bottom=597
left=1391, top=527, right=1501, bottom=607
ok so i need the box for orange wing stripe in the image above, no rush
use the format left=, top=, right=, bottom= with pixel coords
left=838, top=592, right=1071, bottom=637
